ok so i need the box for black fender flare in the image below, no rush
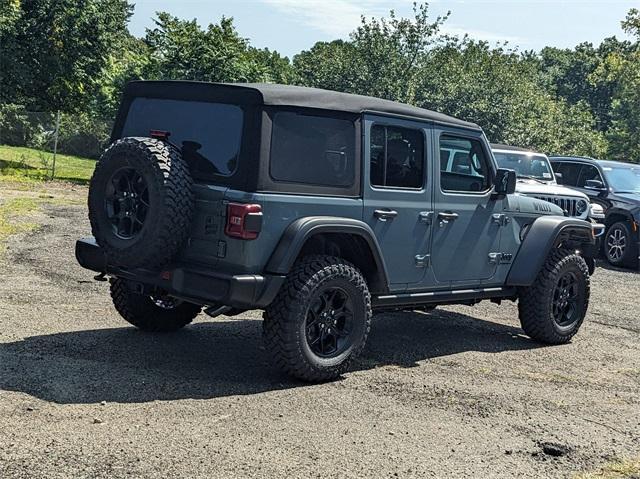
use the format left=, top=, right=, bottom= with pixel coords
left=605, top=206, right=639, bottom=230
left=506, top=216, right=595, bottom=287
left=265, top=216, right=390, bottom=292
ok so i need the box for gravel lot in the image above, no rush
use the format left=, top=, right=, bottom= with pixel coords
left=0, top=181, right=638, bottom=478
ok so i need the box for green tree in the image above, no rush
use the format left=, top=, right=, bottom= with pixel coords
left=606, top=8, right=640, bottom=162
left=0, top=0, right=133, bottom=111
left=142, top=13, right=294, bottom=84
left=419, top=39, right=607, bottom=156
left=294, top=3, right=449, bottom=103
left=536, top=39, right=632, bottom=131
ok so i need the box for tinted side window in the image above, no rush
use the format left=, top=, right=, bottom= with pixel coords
left=577, top=164, right=603, bottom=187
left=370, top=125, right=425, bottom=189
left=270, top=112, right=355, bottom=187
left=439, top=135, right=490, bottom=192
left=122, top=98, right=243, bottom=177
left=553, top=162, right=581, bottom=186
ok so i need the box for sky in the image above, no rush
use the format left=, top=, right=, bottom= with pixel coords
left=127, top=1, right=636, bottom=58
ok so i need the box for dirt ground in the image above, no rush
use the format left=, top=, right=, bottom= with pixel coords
left=0, top=181, right=638, bottom=479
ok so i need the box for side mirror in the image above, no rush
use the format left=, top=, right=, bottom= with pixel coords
left=585, top=179, right=605, bottom=190
left=494, top=168, right=517, bottom=195
left=554, top=172, right=563, bottom=181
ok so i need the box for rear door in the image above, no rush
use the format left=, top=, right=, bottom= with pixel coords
left=430, top=128, right=504, bottom=288
left=362, top=115, right=433, bottom=291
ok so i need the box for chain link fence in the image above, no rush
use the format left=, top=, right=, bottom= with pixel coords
left=0, top=104, right=113, bottom=180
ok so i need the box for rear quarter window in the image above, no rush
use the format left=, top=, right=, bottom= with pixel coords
left=121, top=98, right=243, bottom=177
left=269, top=111, right=356, bottom=187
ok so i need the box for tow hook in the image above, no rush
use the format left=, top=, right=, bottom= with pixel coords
left=93, top=272, right=108, bottom=282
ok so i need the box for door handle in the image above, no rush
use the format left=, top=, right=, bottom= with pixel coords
left=438, top=212, right=459, bottom=221
left=374, top=209, right=398, bottom=221
left=438, top=211, right=458, bottom=226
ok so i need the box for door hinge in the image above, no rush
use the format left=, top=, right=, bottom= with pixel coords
left=418, top=211, right=434, bottom=224
left=492, top=213, right=511, bottom=226
left=415, top=254, right=430, bottom=268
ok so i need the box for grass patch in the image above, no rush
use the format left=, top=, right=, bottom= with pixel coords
left=0, top=197, right=40, bottom=252
left=575, top=457, right=640, bottom=479
left=0, top=145, right=95, bottom=184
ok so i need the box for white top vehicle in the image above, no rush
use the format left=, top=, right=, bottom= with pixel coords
left=490, top=144, right=593, bottom=220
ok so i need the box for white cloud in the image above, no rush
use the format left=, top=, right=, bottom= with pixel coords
left=260, top=0, right=526, bottom=46
left=441, top=24, right=524, bottom=45
left=260, top=0, right=392, bottom=38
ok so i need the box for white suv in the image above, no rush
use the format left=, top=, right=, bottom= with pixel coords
left=491, top=144, right=592, bottom=220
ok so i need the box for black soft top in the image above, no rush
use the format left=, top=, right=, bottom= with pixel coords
left=122, top=80, right=479, bottom=130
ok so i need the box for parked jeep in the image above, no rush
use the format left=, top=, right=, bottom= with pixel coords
left=77, top=81, right=598, bottom=382
left=550, top=156, right=640, bottom=269
left=491, top=145, right=593, bottom=219
left=490, top=144, right=604, bottom=273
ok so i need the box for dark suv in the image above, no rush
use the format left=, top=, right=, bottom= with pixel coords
left=77, top=81, right=598, bottom=382
left=550, top=156, right=640, bottom=269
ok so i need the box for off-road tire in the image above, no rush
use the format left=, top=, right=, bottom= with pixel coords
left=604, top=221, right=638, bottom=269
left=518, top=249, right=590, bottom=344
left=88, top=137, right=194, bottom=270
left=263, top=255, right=372, bottom=382
left=110, top=279, right=201, bottom=332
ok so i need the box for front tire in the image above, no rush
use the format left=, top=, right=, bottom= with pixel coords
left=518, top=249, right=590, bottom=344
left=110, top=279, right=201, bottom=332
left=263, top=255, right=372, bottom=382
left=605, top=221, right=638, bottom=268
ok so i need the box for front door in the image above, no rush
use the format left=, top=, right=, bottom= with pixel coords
left=430, top=129, right=503, bottom=288
left=362, top=115, right=433, bottom=291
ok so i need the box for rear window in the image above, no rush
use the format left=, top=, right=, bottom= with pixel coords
left=121, top=98, right=243, bottom=177
left=270, top=111, right=355, bottom=187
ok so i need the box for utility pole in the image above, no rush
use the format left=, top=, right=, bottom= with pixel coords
left=51, top=110, right=61, bottom=180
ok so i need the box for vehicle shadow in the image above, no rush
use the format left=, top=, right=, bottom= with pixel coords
left=594, top=258, right=640, bottom=275
left=0, top=310, right=538, bottom=405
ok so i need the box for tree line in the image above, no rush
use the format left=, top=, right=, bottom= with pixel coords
left=1, top=1, right=639, bottom=162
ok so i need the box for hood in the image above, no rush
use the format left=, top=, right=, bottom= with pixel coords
left=516, top=180, right=589, bottom=200
left=615, top=192, right=640, bottom=205
left=508, top=194, right=565, bottom=217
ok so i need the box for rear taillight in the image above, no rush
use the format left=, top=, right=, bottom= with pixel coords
left=225, top=203, right=262, bottom=240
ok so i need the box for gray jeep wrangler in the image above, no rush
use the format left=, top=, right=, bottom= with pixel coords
left=77, top=81, right=598, bottom=382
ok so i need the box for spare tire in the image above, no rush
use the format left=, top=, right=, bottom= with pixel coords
left=88, top=137, right=194, bottom=270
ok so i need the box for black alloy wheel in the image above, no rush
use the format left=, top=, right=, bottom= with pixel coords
left=551, top=272, right=579, bottom=327
left=105, top=167, right=150, bottom=240
left=305, top=287, right=355, bottom=358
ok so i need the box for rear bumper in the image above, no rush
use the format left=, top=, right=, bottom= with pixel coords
left=75, top=238, right=285, bottom=309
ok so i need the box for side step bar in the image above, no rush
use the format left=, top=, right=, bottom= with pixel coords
left=372, top=286, right=517, bottom=310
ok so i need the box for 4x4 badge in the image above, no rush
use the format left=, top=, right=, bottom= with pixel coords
left=488, top=252, right=514, bottom=264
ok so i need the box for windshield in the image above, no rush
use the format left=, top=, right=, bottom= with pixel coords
left=602, top=165, right=640, bottom=193
left=493, top=151, right=554, bottom=181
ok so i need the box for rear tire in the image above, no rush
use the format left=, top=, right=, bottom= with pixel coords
left=110, top=279, right=201, bottom=332
left=518, top=249, right=590, bottom=344
left=263, top=255, right=372, bottom=382
left=604, top=221, right=638, bottom=269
